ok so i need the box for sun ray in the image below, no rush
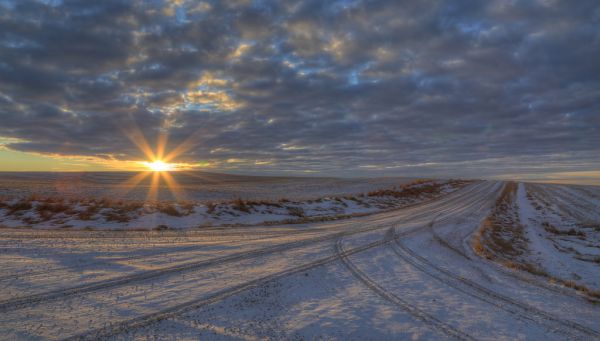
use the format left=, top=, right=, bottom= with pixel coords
left=179, top=170, right=220, bottom=184
left=155, top=129, right=169, bottom=161
left=160, top=171, right=186, bottom=202
left=146, top=171, right=161, bottom=202
left=118, top=115, right=206, bottom=203
left=116, top=171, right=151, bottom=198
left=119, top=116, right=156, bottom=161
left=144, top=160, right=175, bottom=172
left=163, top=133, right=202, bottom=163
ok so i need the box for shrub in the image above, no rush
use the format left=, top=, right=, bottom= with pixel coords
left=287, top=206, right=305, bottom=217
left=232, top=198, right=251, bottom=213
left=36, top=202, right=72, bottom=214
left=206, top=202, right=216, bottom=214
left=179, top=202, right=195, bottom=214
left=78, top=206, right=99, bottom=220
left=122, top=202, right=144, bottom=212
left=158, top=204, right=182, bottom=217
left=9, top=200, right=33, bottom=214
left=103, top=211, right=131, bottom=223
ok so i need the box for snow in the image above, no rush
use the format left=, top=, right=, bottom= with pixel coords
left=0, top=172, right=417, bottom=202
left=0, top=181, right=598, bottom=340
left=517, top=183, right=600, bottom=289
left=0, top=180, right=466, bottom=230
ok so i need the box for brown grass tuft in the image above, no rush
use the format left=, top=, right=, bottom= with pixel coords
left=205, top=202, right=216, bottom=214
left=9, top=200, right=33, bottom=214
left=158, top=204, right=182, bottom=217
left=103, top=211, right=131, bottom=223
left=232, top=198, right=251, bottom=213
left=472, top=182, right=527, bottom=259
left=78, top=206, right=99, bottom=221
left=287, top=206, right=305, bottom=217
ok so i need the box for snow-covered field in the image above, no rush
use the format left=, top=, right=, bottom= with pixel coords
left=0, top=172, right=415, bottom=202
left=0, top=178, right=466, bottom=229
left=0, top=180, right=599, bottom=340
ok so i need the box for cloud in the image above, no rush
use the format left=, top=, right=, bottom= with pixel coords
left=0, top=0, right=599, bottom=179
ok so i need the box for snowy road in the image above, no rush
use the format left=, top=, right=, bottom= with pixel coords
left=1, top=181, right=598, bottom=340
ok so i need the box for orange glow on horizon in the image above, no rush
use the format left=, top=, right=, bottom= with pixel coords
left=116, top=118, right=198, bottom=201
left=144, top=160, right=175, bottom=172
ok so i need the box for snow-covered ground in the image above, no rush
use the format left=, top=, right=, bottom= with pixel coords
left=0, top=171, right=416, bottom=202
left=0, top=179, right=467, bottom=229
left=471, top=181, right=600, bottom=302
left=519, top=183, right=600, bottom=293
left=0, top=181, right=598, bottom=340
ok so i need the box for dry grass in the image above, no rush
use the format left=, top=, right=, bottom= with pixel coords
left=547, top=277, right=600, bottom=299
left=472, top=182, right=527, bottom=260
left=179, top=202, right=195, bottom=214
left=232, top=198, right=251, bottom=213
left=35, top=202, right=75, bottom=221
left=367, top=179, right=469, bottom=199
left=542, top=222, right=586, bottom=238
left=77, top=206, right=99, bottom=220
left=157, top=203, right=182, bottom=217
left=103, top=211, right=131, bottom=223
left=244, top=200, right=283, bottom=208
left=287, top=206, right=305, bottom=217
left=8, top=200, right=33, bottom=214
left=503, top=261, right=549, bottom=277
left=0, top=179, right=471, bottom=230
left=473, top=183, right=600, bottom=301
left=205, top=202, right=216, bottom=214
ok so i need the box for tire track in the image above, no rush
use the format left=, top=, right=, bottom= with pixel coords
left=0, top=230, right=321, bottom=284
left=0, top=182, right=492, bottom=312
left=0, top=183, right=478, bottom=283
left=462, top=184, right=600, bottom=303
left=0, top=227, right=370, bottom=313
left=62, top=236, right=394, bottom=341
left=53, top=182, right=495, bottom=339
left=335, top=238, right=476, bottom=341
left=0, top=181, right=475, bottom=241
left=393, top=232, right=600, bottom=339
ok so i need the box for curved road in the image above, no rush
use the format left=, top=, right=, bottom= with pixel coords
left=0, top=181, right=598, bottom=340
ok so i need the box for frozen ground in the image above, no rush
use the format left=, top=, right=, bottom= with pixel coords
left=0, top=181, right=599, bottom=340
left=0, top=178, right=466, bottom=229
left=0, top=171, right=414, bottom=202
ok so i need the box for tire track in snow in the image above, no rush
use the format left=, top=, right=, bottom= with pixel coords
left=0, top=182, right=492, bottom=312
left=391, top=235, right=600, bottom=339
left=461, top=183, right=600, bottom=303
left=62, top=237, right=395, bottom=341
left=0, top=230, right=319, bottom=284
left=0, top=183, right=476, bottom=283
left=335, top=237, right=476, bottom=341
left=48, top=182, right=494, bottom=340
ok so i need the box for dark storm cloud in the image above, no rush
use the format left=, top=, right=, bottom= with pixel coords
left=0, top=0, right=599, bottom=177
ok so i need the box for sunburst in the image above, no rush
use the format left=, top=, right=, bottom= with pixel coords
left=144, top=160, right=174, bottom=172
left=116, top=118, right=197, bottom=202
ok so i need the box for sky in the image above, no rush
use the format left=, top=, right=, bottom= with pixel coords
left=0, top=0, right=599, bottom=184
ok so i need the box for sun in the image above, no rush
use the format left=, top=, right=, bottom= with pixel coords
left=145, top=160, right=174, bottom=172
